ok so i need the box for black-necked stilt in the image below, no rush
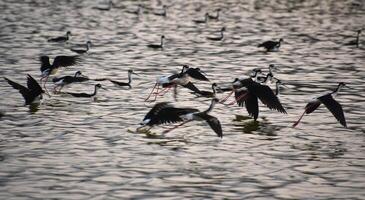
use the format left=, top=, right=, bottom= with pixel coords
left=293, top=82, right=348, bottom=128
left=258, top=38, right=283, bottom=52
left=345, top=30, right=361, bottom=47
left=147, top=35, right=165, bottom=49
left=208, top=8, right=221, bottom=20
left=256, top=64, right=278, bottom=84
left=66, top=83, right=105, bottom=98
left=48, top=31, right=71, bottom=42
left=4, top=74, right=45, bottom=105
left=207, top=27, right=225, bottom=41
left=109, top=70, right=138, bottom=88
left=153, top=5, right=167, bottom=17
left=52, top=71, right=89, bottom=93
left=250, top=68, right=263, bottom=81
left=71, top=41, right=92, bottom=54
left=40, top=55, right=80, bottom=93
left=193, top=13, right=209, bottom=24
left=94, top=0, right=113, bottom=11
left=138, top=98, right=223, bottom=138
left=193, top=83, right=220, bottom=97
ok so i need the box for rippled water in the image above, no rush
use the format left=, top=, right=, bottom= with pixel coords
left=1, top=0, right=365, bottom=199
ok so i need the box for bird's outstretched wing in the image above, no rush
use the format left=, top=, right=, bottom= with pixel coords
left=40, top=56, right=51, bottom=72
left=244, top=92, right=259, bottom=120
left=4, top=77, right=29, bottom=100
left=249, top=83, right=287, bottom=113
left=186, top=68, right=209, bottom=81
left=318, top=94, right=347, bottom=128
left=234, top=90, right=247, bottom=107
left=182, top=82, right=201, bottom=94
left=27, top=74, right=43, bottom=95
left=53, top=56, right=80, bottom=68
left=195, top=113, right=223, bottom=138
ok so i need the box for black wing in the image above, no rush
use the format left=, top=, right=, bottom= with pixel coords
left=143, top=102, right=171, bottom=122
left=318, top=94, right=347, bottom=128
left=244, top=92, right=259, bottom=121
left=4, top=77, right=29, bottom=100
left=258, top=41, right=276, bottom=48
left=109, top=80, right=129, bottom=86
left=186, top=68, right=209, bottom=81
left=148, top=106, right=198, bottom=126
left=40, top=56, right=51, bottom=72
left=235, top=90, right=247, bottom=107
left=52, top=56, right=80, bottom=68
left=182, top=82, right=201, bottom=94
left=195, top=113, right=223, bottom=138
left=27, top=74, right=43, bottom=95
left=249, top=82, right=286, bottom=113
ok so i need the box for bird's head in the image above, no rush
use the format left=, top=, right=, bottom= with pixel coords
left=221, top=27, right=226, bottom=32
left=128, top=69, right=139, bottom=76
left=75, top=71, right=82, bottom=76
left=279, top=38, right=284, bottom=42
left=161, top=35, right=165, bottom=39
left=95, top=84, right=106, bottom=90
left=66, top=31, right=72, bottom=36
left=357, top=30, right=362, bottom=34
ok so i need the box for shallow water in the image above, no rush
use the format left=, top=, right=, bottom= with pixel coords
left=1, top=0, right=365, bottom=199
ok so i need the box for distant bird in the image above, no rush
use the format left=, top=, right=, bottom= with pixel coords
left=153, top=5, right=167, bottom=17
left=94, top=0, right=113, bottom=11
left=293, top=82, right=348, bottom=128
left=274, top=79, right=285, bottom=96
left=258, top=38, right=283, bottom=52
left=207, top=27, right=226, bottom=41
left=147, top=35, right=165, bottom=49
left=40, top=55, right=80, bottom=92
left=70, top=41, right=92, bottom=54
left=208, top=8, right=221, bottom=20
left=250, top=68, right=263, bottom=81
left=52, top=71, right=89, bottom=93
left=227, top=78, right=287, bottom=120
left=127, top=4, right=143, bottom=15
left=138, top=98, right=223, bottom=138
left=345, top=30, right=361, bottom=47
left=256, top=64, right=278, bottom=84
left=193, top=13, right=209, bottom=24
left=48, top=31, right=71, bottom=42
left=66, top=84, right=105, bottom=98
left=4, top=74, right=45, bottom=105
left=109, top=70, right=138, bottom=88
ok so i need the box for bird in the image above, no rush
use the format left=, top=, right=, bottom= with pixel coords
left=274, top=79, right=286, bottom=96
left=4, top=74, right=45, bottom=105
left=258, top=38, right=283, bottom=52
left=40, top=55, right=80, bottom=93
left=345, top=30, right=361, bottom=47
left=147, top=35, right=165, bottom=49
left=52, top=71, right=89, bottom=93
left=293, top=82, right=348, bottom=128
left=66, top=84, right=105, bottom=98
left=193, top=13, right=209, bottom=24
left=109, top=70, right=138, bottom=88
left=70, top=41, right=92, bottom=54
left=48, top=31, right=71, bottom=42
left=138, top=98, right=223, bottom=138
left=153, top=5, right=167, bottom=17
left=225, top=78, right=287, bottom=121
left=249, top=68, right=263, bottom=82
left=126, top=4, right=143, bottom=15
left=208, top=8, right=221, bottom=20
left=207, top=27, right=225, bottom=41
left=256, top=64, right=278, bottom=84
left=94, top=0, right=113, bottom=11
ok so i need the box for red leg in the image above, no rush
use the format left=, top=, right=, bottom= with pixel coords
left=228, top=92, right=247, bottom=105
left=145, top=83, right=158, bottom=101
left=220, top=90, right=233, bottom=103
left=292, top=110, right=306, bottom=127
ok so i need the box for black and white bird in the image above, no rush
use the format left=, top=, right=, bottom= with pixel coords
left=153, top=5, right=167, bottom=17
left=345, top=30, right=361, bottom=47
left=66, top=84, right=105, bottom=98
left=293, top=82, right=348, bottom=128
left=193, top=13, right=209, bottom=24
left=52, top=71, right=89, bottom=92
left=4, top=74, right=45, bottom=105
left=256, top=64, right=278, bottom=84
left=147, top=35, right=165, bottom=49
left=258, top=38, right=283, bottom=52
left=109, top=70, right=138, bottom=88
left=225, top=78, right=287, bottom=121
left=40, top=55, right=80, bottom=92
left=138, top=98, right=223, bottom=138
left=207, top=27, right=226, bottom=41
left=48, top=31, right=71, bottom=42
left=71, top=41, right=92, bottom=54
left=208, top=8, right=221, bottom=20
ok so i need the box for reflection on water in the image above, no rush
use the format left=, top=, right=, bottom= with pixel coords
left=1, top=0, right=365, bottom=199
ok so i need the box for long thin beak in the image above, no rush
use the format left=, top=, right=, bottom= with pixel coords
left=100, top=86, right=108, bottom=91
left=132, top=72, right=140, bottom=76
left=345, top=85, right=354, bottom=89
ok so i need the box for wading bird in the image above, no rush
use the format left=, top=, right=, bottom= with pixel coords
left=71, top=41, right=92, bottom=54
left=208, top=8, right=221, bottom=20
left=293, top=82, right=348, bottom=128
left=52, top=71, right=89, bottom=93
left=109, top=70, right=138, bottom=88
left=207, top=27, right=226, bottom=41
left=4, top=74, right=45, bottom=105
left=48, top=31, right=71, bottom=42
left=258, top=38, right=283, bottom=52
left=138, top=98, right=223, bottom=137
left=66, top=84, right=105, bottom=98
left=147, top=35, right=165, bottom=49
left=40, top=55, right=80, bottom=93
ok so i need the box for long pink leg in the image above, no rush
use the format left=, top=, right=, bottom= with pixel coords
left=162, top=120, right=192, bottom=134
left=158, top=85, right=174, bottom=96
left=292, top=110, right=306, bottom=127
left=228, top=92, right=247, bottom=105
left=152, top=84, right=160, bottom=101
left=43, top=76, right=51, bottom=96
left=219, top=90, right=234, bottom=103
left=145, top=83, right=158, bottom=101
